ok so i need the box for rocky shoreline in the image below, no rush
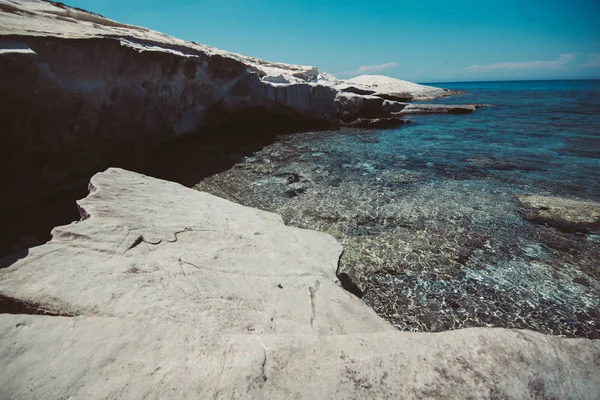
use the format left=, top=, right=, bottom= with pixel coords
left=0, top=0, right=479, bottom=211
left=1, top=1, right=599, bottom=399
left=1, top=168, right=599, bottom=399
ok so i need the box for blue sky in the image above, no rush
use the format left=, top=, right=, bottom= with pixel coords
left=66, top=0, right=600, bottom=83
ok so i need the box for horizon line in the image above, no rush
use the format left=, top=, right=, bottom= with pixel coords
left=419, top=77, right=600, bottom=85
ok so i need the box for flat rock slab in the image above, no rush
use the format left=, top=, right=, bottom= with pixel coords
left=399, top=103, right=485, bottom=114
left=2, top=314, right=599, bottom=400
left=1, top=169, right=599, bottom=399
left=0, top=168, right=388, bottom=335
left=517, top=194, right=600, bottom=233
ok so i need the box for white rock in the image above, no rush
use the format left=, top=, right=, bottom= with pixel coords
left=1, top=168, right=599, bottom=399
left=0, top=168, right=389, bottom=335
left=348, top=74, right=457, bottom=100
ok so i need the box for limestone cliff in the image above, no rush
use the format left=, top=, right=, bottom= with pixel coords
left=0, top=0, right=469, bottom=208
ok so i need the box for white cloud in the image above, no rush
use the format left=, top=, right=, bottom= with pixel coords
left=464, top=54, right=576, bottom=71
left=338, top=62, right=398, bottom=77
left=582, top=54, right=600, bottom=68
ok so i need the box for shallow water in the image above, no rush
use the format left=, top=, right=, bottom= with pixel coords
left=197, top=80, right=600, bottom=338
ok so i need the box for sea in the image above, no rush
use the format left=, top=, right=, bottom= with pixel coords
left=196, top=79, right=600, bottom=338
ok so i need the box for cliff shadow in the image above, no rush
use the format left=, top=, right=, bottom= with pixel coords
left=0, top=185, right=88, bottom=260
left=0, top=110, right=332, bottom=259
left=138, top=108, right=334, bottom=187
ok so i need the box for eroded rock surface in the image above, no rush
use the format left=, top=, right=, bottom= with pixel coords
left=0, top=169, right=599, bottom=399
left=0, top=168, right=388, bottom=335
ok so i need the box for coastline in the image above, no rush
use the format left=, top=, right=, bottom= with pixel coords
left=1, top=1, right=599, bottom=398
left=1, top=168, right=598, bottom=399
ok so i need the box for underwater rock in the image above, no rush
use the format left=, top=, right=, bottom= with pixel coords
left=517, top=194, right=600, bottom=233
left=399, top=103, right=486, bottom=114
left=342, top=117, right=410, bottom=129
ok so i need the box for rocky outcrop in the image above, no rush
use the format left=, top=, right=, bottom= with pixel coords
left=342, top=117, right=410, bottom=129
left=1, top=168, right=599, bottom=399
left=399, top=103, right=486, bottom=114
left=346, top=74, right=461, bottom=101
left=0, top=0, right=480, bottom=208
left=0, top=168, right=390, bottom=334
left=517, top=194, right=600, bottom=233
left=0, top=10, right=334, bottom=206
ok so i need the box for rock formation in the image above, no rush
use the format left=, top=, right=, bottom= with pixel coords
left=0, top=0, right=478, bottom=209
left=1, top=168, right=599, bottom=399
left=517, top=194, right=600, bottom=233
left=346, top=74, right=458, bottom=101
left=399, top=103, right=486, bottom=114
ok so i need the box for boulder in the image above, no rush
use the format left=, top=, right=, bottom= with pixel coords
left=1, top=168, right=599, bottom=399
left=517, top=194, right=600, bottom=233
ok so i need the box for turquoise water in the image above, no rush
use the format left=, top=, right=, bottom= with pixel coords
left=199, top=80, right=600, bottom=338
left=415, top=80, right=600, bottom=200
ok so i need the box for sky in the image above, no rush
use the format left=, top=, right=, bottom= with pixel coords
left=65, top=0, right=600, bottom=83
